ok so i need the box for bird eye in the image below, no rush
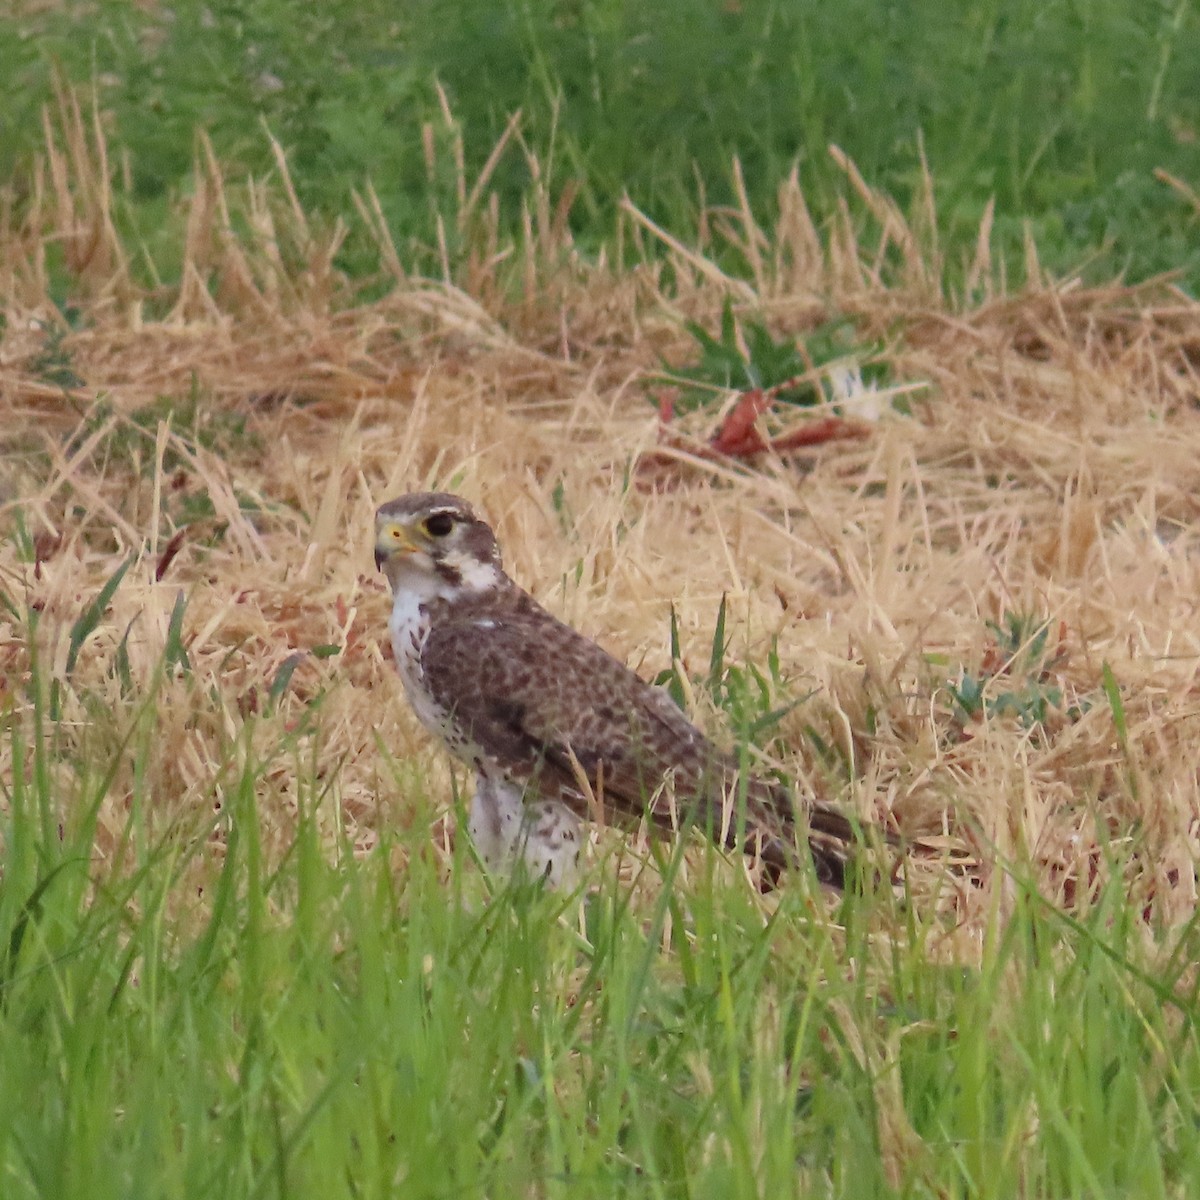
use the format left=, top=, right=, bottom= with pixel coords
left=423, top=512, right=455, bottom=538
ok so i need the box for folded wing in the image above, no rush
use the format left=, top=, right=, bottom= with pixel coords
left=420, top=603, right=856, bottom=886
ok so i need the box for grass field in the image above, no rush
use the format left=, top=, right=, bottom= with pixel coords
left=3, top=0, right=1199, bottom=290
left=4, top=5, right=1200, bottom=1197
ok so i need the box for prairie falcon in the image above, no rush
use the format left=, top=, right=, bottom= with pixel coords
left=374, top=492, right=869, bottom=888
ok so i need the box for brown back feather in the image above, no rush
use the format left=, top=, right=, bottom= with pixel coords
left=419, top=582, right=882, bottom=888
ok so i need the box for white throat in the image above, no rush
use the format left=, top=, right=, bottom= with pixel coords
left=385, top=550, right=504, bottom=708
left=387, top=583, right=442, bottom=736
left=387, top=554, right=503, bottom=745
left=384, top=549, right=503, bottom=608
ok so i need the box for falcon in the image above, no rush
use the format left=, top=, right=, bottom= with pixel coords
left=374, top=491, right=873, bottom=889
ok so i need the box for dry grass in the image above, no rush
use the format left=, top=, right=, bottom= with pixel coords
left=3, top=92, right=1200, bottom=966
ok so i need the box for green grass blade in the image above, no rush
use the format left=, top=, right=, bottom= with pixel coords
left=65, top=555, right=135, bottom=677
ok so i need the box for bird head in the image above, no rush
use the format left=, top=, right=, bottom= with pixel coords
left=374, top=492, right=503, bottom=598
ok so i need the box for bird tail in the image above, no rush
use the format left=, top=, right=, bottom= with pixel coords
left=740, top=779, right=897, bottom=891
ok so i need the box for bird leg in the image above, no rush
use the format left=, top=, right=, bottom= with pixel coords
left=468, top=774, right=582, bottom=889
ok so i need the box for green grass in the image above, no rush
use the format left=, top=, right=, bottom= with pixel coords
left=3, top=573, right=1200, bottom=1197
left=4, top=0, right=1198, bottom=290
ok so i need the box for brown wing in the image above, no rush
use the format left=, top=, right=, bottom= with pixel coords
left=420, top=599, right=866, bottom=887
left=419, top=605, right=723, bottom=823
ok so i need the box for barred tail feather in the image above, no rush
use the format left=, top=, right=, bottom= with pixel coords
left=741, top=780, right=898, bottom=891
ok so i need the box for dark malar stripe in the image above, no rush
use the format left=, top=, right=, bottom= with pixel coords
left=434, top=561, right=463, bottom=588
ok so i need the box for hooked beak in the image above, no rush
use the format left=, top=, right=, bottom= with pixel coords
left=374, top=522, right=419, bottom=571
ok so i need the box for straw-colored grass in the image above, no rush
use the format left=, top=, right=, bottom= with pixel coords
left=3, top=93, right=1200, bottom=1197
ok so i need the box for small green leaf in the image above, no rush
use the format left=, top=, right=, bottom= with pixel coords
left=114, top=617, right=136, bottom=695
left=12, top=509, right=35, bottom=563
left=1102, top=662, right=1126, bottom=747
left=165, top=590, right=191, bottom=674
left=707, top=593, right=728, bottom=689
left=268, top=652, right=307, bottom=708
left=655, top=605, right=687, bottom=711
left=66, top=556, right=135, bottom=677
left=747, top=698, right=803, bottom=739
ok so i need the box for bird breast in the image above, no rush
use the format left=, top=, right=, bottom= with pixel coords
left=388, top=592, right=446, bottom=736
